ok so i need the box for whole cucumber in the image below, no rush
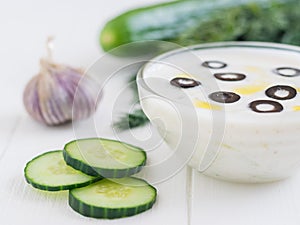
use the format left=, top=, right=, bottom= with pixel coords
left=100, top=0, right=300, bottom=52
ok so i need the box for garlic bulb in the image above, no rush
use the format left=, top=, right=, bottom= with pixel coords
left=23, top=38, right=100, bottom=126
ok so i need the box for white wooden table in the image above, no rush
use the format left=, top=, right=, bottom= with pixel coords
left=1, top=0, right=300, bottom=224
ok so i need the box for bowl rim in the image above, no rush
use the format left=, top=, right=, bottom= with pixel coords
left=137, top=41, right=300, bottom=105
left=138, top=40, right=300, bottom=80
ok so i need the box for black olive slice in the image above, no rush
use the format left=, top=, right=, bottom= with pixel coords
left=273, top=67, right=300, bottom=77
left=214, top=73, right=246, bottom=81
left=265, top=85, right=297, bottom=100
left=249, top=100, right=283, bottom=113
left=209, top=91, right=240, bottom=103
left=170, top=77, right=201, bottom=88
left=202, top=61, right=227, bottom=69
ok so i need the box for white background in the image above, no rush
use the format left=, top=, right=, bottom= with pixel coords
left=1, top=0, right=300, bottom=224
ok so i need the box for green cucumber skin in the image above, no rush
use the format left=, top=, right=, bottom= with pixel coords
left=25, top=176, right=100, bottom=192
left=63, top=150, right=145, bottom=178
left=100, top=0, right=300, bottom=51
left=63, top=138, right=147, bottom=178
left=69, top=194, right=156, bottom=219
left=24, top=150, right=101, bottom=192
left=68, top=178, right=157, bottom=219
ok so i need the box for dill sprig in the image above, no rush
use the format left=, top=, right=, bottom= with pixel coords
left=113, top=74, right=149, bottom=130
left=114, top=109, right=149, bottom=130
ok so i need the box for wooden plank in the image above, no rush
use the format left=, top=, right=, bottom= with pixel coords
left=0, top=118, right=188, bottom=224
left=190, top=169, right=300, bottom=225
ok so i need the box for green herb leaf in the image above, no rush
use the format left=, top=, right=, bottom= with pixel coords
left=114, top=109, right=149, bottom=130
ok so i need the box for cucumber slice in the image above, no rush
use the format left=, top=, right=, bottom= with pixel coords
left=69, top=177, right=157, bottom=219
left=63, top=138, right=146, bottom=178
left=24, top=150, right=100, bottom=191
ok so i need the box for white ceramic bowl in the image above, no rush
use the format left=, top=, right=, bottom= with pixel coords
left=137, top=42, right=300, bottom=183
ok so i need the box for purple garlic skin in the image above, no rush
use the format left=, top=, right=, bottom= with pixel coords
left=23, top=59, right=100, bottom=126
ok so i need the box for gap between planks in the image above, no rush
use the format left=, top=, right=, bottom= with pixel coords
left=0, top=116, right=22, bottom=162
